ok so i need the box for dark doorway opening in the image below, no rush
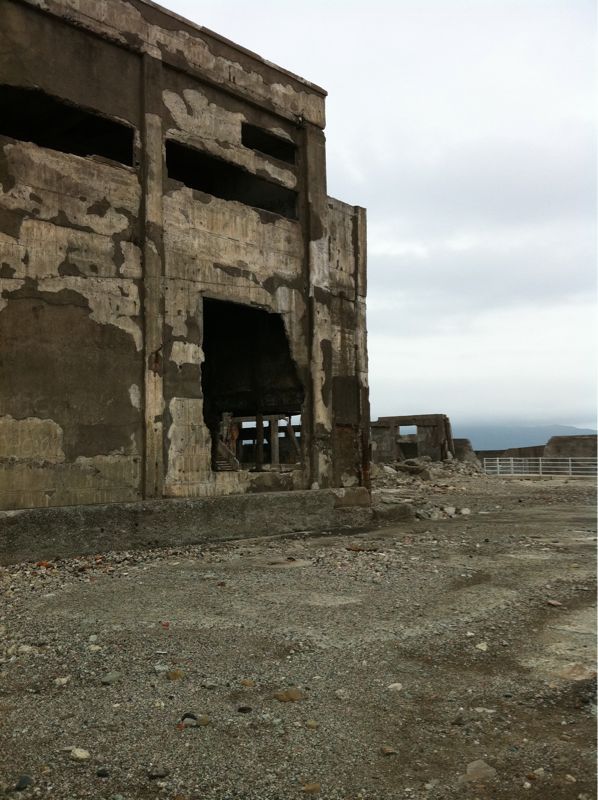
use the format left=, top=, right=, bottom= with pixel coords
left=0, top=84, right=134, bottom=166
left=201, top=298, right=304, bottom=470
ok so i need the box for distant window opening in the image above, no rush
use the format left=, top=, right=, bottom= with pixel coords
left=165, top=139, right=297, bottom=220
left=398, top=425, right=417, bottom=436
left=0, top=84, right=134, bottom=166
left=241, top=123, right=296, bottom=165
left=201, top=298, right=304, bottom=471
left=396, top=425, right=418, bottom=460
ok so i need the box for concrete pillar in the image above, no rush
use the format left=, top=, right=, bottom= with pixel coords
left=255, top=414, right=264, bottom=470
left=269, top=416, right=280, bottom=465
left=353, top=205, right=370, bottom=488
left=141, top=55, right=165, bottom=498
left=304, top=123, right=332, bottom=488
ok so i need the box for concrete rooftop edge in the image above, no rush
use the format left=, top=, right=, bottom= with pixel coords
left=139, top=0, right=328, bottom=97
left=15, top=0, right=327, bottom=126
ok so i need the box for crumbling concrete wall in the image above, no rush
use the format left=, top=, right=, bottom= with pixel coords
left=543, top=436, right=597, bottom=459
left=371, top=415, right=454, bottom=463
left=478, top=438, right=597, bottom=462
left=0, top=0, right=369, bottom=513
left=453, top=438, right=481, bottom=466
left=0, top=2, right=144, bottom=509
left=327, top=198, right=369, bottom=489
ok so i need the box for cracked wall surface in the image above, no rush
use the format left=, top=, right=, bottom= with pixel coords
left=371, top=415, right=455, bottom=463
left=0, top=0, right=369, bottom=511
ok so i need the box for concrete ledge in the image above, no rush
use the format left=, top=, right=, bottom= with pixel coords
left=331, top=486, right=371, bottom=508
left=373, top=503, right=415, bottom=523
left=0, top=489, right=373, bottom=565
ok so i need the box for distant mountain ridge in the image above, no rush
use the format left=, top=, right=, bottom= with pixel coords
left=452, top=424, right=597, bottom=451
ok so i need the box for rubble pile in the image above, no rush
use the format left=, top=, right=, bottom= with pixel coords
left=370, top=457, right=484, bottom=522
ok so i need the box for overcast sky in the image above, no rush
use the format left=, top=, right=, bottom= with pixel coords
left=164, top=0, right=596, bottom=429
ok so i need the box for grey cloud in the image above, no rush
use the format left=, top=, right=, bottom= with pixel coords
left=368, top=225, right=595, bottom=313
left=329, top=128, right=595, bottom=235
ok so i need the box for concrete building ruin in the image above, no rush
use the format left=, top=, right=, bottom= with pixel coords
left=371, top=415, right=455, bottom=463
left=0, top=0, right=369, bottom=543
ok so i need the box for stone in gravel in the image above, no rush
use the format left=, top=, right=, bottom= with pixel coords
left=460, top=759, right=497, bottom=782
left=305, top=719, right=319, bottom=729
left=153, top=663, right=169, bottom=674
left=237, top=705, right=252, bottom=713
left=302, top=783, right=321, bottom=794
left=334, top=689, right=349, bottom=700
left=547, top=599, right=563, bottom=607
left=101, top=671, right=121, bottom=685
left=202, top=680, right=217, bottom=689
left=70, top=748, right=90, bottom=761
left=96, top=767, right=109, bottom=778
left=240, top=678, right=256, bottom=687
left=180, top=712, right=210, bottom=727
left=475, top=642, right=488, bottom=652
left=558, top=663, right=596, bottom=681
left=166, top=669, right=184, bottom=681
left=380, top=746, right=398, bottom=756
left=148, top=766, right=169, bottom=779
left=346, top=543, right=375, bottom=552
left=54, top=676, right=70, bottom=687
left=17, top=644, right=35, bottom=654
left=273, top=687, right=303, bottom=702
left=460, top=508, right=472, bottom=515
left=387, top=682, right=403, bottom=692
left=443, top=507, right=457, bottom=517
left=14, top=775, right=34, bottom=791
left=88, top=635, right=98, bottom=643
left=181, top=717, right=197, bottom=728
left=88, top=644, right=102, bottom=652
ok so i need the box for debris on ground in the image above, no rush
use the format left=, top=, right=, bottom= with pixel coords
left=0, top=472, right=595, bottom=799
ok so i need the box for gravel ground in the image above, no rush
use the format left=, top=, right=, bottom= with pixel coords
left=0, top=468, right=596, bottom=799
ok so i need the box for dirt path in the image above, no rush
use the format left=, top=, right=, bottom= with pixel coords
left=0, top=474, right=595, bottom=799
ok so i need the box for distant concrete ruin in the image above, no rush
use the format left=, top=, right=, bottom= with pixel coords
left=0, top=0, right=370, bottom=558
left=452, top=438, right=481, bottom=466
left=477, top=435, right=598, bottom=462
left=371, top=415, right=455, bottom=463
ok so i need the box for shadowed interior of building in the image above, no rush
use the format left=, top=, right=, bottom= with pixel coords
left=201, top=298, right=304, bottom=470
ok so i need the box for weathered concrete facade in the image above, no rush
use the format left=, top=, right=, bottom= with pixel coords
left=0, top=0, right=369, bottom=515
left=371, top=415, right=454, bottom=463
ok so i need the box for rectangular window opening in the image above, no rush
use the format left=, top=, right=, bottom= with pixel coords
left=0, top=84, right=134, bottom=167
left=241, top=123, right=296, bottom=165
left=398, top=425, right=417, bottom=436
left=165, top=139, right=297, bottom=220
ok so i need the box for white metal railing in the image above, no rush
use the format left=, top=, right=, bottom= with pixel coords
left=483, top=457, right=597, bottom=477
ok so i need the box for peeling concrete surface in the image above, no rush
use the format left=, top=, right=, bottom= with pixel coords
left=0, top=0, right=369, bottom=521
